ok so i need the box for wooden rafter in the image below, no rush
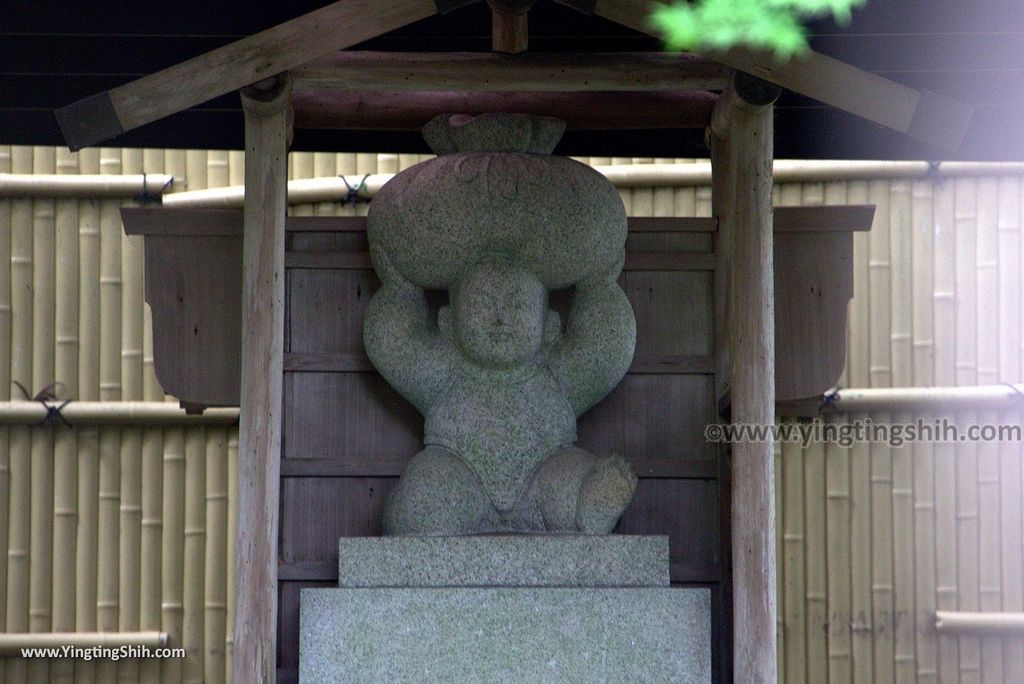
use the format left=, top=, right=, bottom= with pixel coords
left=56, top=0, right=456, bottom=150
left=584, top=0, right=973, bottom=152
left=292, top=51, right=731, bottom=92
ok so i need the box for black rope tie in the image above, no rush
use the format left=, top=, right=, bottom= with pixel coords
left=339, top=174, right=370, bottom=206
left=818, top=386, right=841, bottom=414
left=13, top=381, right=73, bottom=428
left=135, top=172, right=171, bottom=205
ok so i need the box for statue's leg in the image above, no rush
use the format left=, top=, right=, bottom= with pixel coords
left=382, top=446, right=488, bottom=535
left=528, top=446, right=638, bottom=534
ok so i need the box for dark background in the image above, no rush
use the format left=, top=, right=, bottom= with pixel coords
left=2, top=0, right=1022, bottom=159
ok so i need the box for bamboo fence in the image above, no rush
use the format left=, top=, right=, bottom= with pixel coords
left=0, top=145, right=1023, bottom=682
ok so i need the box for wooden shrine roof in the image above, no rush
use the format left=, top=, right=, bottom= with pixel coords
left=3, top=0, right=1020, bottom=160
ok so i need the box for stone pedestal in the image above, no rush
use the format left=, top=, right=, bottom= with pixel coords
left=300, top=535, right=711, bottom=683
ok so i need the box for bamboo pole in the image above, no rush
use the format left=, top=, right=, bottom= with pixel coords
left=871, top=421, right=896, bottom=684
left=225, top=431, right=239, bottom=682
left=229, top=150, right=245, bottom=187
left=235, top=76, right=290, bottom=684
left=782, top=438, right=806, bottom=683
left=0, top=402, right=238, bottom=425
left=161, top=427, right=185, bottom=683
left=997, top=176, right=1024, bottom=680
left=908, top=177, right=938, bottom=684
left=139, top=146, right=168, bottom=684
left=912, top=412, right=939, bottom=684
left=0, top=173, right=174, bottom=198
left=138, top=424, right=164, bottom=684
left=313, top=151, right=335, bottom=219
left=356, top=152, right=378, bottom=218
left=208, top=149, right=230, bottom=190
left=803, top=436, right=828, bottom=683
left=182, top=427, right=207, bottom=683
left=933, top=174, right=960, bottom=681
left=866, top=179, right=894, bottom=683
left=75, top=146, right=101, bottom=684
left=1001, top=405, right=1024, bottom=681
left=826, top=415, right=853, bottom=683
left=955, top=178, right=978, bottom=388
left=890, top=406, right=916, bottom=684
left=976, top=177, right=1004, bottom=682
left=652, top=157, right=675, bottom=221
left=631, top=159, right=655, bottom=218
left=377, top=152, right=399, bottom=175
left=95, top=145, right=125, bottom=684
left=976, top=178, right=1000, bottom=386
left=849, top=422, right=873, bottom=684
left=776, top=436, right=785, bottom=684
left=937, top=613, right=1024, bottom=636
left=116, top=147, right=144, bottom=684
left=714, top=74, right=779, bottom=683
left=934, top=187, right=962, bottom=682
left=27, top=147, right=56, bottom=684
left=977, top=407, right=1003, bottom=682
left=0, top=145, right=10, bottom=684
left=155, top=160, right=1024, bottom=209
left=158, top=141, right=188, bottom=684
left=955, top=178, right=982, bottom=682
left=205, top=428, right=229, bottom=684
left=611, top=156, right=633, bottom=215
left=289, top=151, right=314, bottom=217
left=847, top=179, right=871, bottom=389
left=95, top=422, right=121, bottom=684
left=0, top=631, right=168, bottom=655
left=9, top=162, right=1024, bottom=205
left=5, top=160, right=29, bottom=684
left=957, top=411, right=982, bottom=683
left=50, top=146, right=80, bottom=684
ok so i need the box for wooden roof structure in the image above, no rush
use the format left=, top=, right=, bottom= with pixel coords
left=48, top=2, right=976, bottom=683
left=54, top=0, right=973, bottom=155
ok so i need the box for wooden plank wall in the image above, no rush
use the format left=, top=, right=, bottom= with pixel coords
left=276, top=152, right=726, bottom=683
left=2, top=145, right=1024, bottom=683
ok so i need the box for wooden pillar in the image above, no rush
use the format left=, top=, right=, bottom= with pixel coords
left=235, top=74, right=291, bottom=684
left=710, top=72, right=781, bottom=683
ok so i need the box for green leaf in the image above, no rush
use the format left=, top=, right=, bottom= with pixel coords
left=650, top=0, right=865, bottom=58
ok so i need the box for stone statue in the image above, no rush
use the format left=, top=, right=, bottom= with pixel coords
left=364, top=113, right=638, bottom=535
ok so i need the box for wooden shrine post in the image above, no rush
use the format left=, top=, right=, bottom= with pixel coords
left=235, top=75, right=291, bottom=684
left=710, top=72, right=781, bottom=683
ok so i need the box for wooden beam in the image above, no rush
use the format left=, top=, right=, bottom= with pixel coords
left=291, top=90, right=717, bottom=130
left=292, top=51, right=731, bottom=91
left=589, top=0, right=972, bottom=151
left=234, top=75, right=290, bottom=684
left=492, top=8, right=529, bottom=53
left=714, top=74, right=779, bottom=682
left=56, top=0, right=444, bottom=150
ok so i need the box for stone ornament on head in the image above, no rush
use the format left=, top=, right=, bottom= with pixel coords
left=367, top=112, right=628, bottom=290
left=364, top=113, right=638, bottom=536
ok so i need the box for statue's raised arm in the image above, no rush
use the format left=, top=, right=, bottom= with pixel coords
left=363, top=245, right=456, bottom=414
left=549, top=250, right=636, bottom=417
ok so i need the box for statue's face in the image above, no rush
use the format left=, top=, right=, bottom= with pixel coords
left=451, top=262, right=548, bottom=369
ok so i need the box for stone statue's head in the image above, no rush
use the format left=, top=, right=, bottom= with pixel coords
left=440, top=260, right=559, bottom=369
